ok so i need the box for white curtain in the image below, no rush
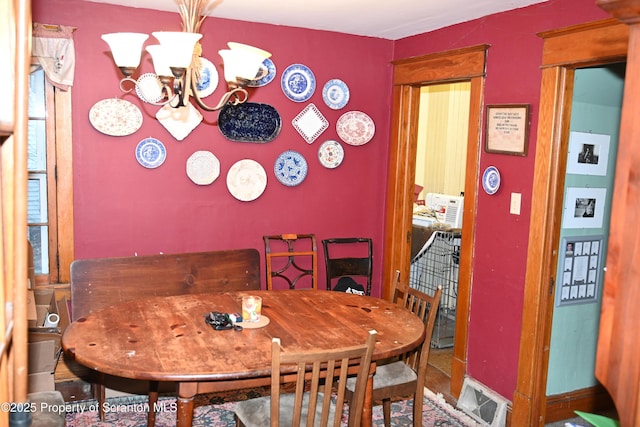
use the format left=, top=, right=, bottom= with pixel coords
left=32, top=23, right=76, bottom=90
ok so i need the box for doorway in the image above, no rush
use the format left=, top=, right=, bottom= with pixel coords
left=383, top=45, right=487, bottom=399
left=412, top=81, right=470, bottom=398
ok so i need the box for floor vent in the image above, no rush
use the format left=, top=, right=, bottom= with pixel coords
left=457, top=377, right=508, bottom=426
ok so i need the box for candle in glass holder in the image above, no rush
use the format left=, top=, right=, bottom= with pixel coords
left=242, top=296, right=262, bottom=322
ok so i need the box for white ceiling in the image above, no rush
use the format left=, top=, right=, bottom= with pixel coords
left=84, top=0, right=548, bottom=40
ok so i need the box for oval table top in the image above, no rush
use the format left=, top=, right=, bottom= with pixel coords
left=62, top=289, right=425, bottom=383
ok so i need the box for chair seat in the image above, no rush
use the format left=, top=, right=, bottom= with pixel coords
left=346, top=360, right=417, bottom=391
left=235, top=392, right=337, bottom=427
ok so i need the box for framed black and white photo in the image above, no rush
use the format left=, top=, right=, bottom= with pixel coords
left=557, top=235, right=603, bottom=306
left=566, top=131, right=610, bottom=176
left=562, top=187, right=607, bottom=229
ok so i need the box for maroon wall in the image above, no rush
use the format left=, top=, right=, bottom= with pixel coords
left=394, top=0, right=608, bottom=398
left=32, top=0, right=394, bottom=297
left=33, top=0, right=611, bottom=402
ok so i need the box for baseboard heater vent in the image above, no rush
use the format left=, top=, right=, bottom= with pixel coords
left=457, top=377, right=508, bottom=426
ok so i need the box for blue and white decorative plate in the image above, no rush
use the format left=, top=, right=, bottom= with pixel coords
left=482, top=165, right=501, bottom=195
left=281, top=64, right=316, bottom=102
left=322, top=79, right=349, bottom=110
left=274, top=150, right=308, bottom=186
left=135, top=137, right=166, bottom=169
left=248, top=58, right=276, bottom=87
left=194, top=57, right=219, bottom=99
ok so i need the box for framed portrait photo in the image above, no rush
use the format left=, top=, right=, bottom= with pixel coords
left=566, top=131, right=610, bottom=176
left=485, top=104, right=530, bottom=156
left=562, top=187, right=607, bottom=229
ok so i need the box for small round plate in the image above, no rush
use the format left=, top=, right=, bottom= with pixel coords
left=322, top=79, right=349, bottom=110
left=135, top=73, right=164, bottom=104
left=274, top=150, right=308, bottom=186
left=186, top=150, right=220, bottom=185
left=135, top=137, right=166, bottom=169
left=318, top=140, right=344, bottom=169
left=482, top=166, right=501, bottom=195
left=281, top=64, right=316, bottom=102
left=240, top=315, right=270, bottom=329
left=226, top=159, right=267, bottom=201
left=89, top=98, right=143, bottom=136
left=195, top=57, right=219, bottom=99
left=336, top=111, right=375, bottom=146
left=248, top=58, right=276, bottom=87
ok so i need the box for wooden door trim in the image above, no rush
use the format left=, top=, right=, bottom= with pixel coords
left=512, top=18, right=628, bottom=425
left=383, top=44, right=487, bottom=398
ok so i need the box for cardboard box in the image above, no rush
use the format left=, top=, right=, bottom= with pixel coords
left=27, top=291, right=71, bottom=392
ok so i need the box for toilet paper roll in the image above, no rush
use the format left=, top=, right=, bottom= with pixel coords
left=44, top=312, right=60, bottom=328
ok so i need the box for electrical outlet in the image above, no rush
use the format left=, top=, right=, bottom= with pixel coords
left=510, top=193, right=521, bottom=215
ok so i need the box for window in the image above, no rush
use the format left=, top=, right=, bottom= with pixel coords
left=27, top=67, right=74, bottom=284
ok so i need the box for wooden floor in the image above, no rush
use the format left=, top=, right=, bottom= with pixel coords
left=424, top=347, right=456, bottom=406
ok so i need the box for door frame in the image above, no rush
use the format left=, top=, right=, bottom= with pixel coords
left=383, top=44, right=487, bottom=397
left=511, top=18, right=628, bottom=425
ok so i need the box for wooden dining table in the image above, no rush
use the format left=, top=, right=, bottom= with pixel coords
left=62, top=289, right=425, bottom=427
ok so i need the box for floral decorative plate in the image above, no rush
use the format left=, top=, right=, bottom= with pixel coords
left=248, top=58, right=276, bottom=88
left=194, top=57, right=219, bottom=99
left=135, top=137, right=166, bottom=169
left=274, top=150, right=308, bottom=186
left=219, top=102, right=281, bottom=143
left=186, top=150, right=220, bottom=185
left=89, top=98, right=143, bottom=137
left=336, top=110, right=375, bottom=146
left=292, top=103, right=328, bottom=144
left=322, top=79, right=349, bottom=110
left=281, top=64, right=316, bottom=102
left=156, top=102, right=203, bottom=141
left=226, top=159, right=267, bottom=201
left=318, top=140, right=344, bottom=169
left=482, top=165, right=501, bottom=195
left=135, top=73, right=165, bottom=104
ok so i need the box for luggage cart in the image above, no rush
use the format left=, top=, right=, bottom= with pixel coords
left=409, top=229, right=461, bottom=348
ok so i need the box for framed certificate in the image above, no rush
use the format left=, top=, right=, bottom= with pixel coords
left=485, top=104, right=530, bottom=156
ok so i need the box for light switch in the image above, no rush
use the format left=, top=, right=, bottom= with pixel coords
left=510, top=193, right=521, bottom=215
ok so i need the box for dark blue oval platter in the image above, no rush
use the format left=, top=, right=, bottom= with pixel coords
left=218, top=102, right=282, bottom=143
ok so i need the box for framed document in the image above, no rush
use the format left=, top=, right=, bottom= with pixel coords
left=485, top=104, right=530, bottom=156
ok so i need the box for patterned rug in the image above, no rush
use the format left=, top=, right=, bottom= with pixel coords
left=64, top=387, right=480, bottom=426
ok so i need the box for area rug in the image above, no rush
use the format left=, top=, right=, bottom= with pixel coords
left=64, top=387, right=479, bottom=426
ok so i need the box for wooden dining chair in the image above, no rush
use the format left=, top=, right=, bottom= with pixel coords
left=322, top=237, right=373, bottom=295
left=234, top=329, right=377, bottom=427
left=263, top=234, right=318, bottom=290
left=345, top=280, right=442, bottom=427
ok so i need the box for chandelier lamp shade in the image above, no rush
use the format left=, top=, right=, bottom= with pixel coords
left=101, top=1, right=271, bottom=111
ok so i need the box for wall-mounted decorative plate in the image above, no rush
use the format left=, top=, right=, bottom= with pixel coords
left=186, top=150, right=220, bottom=185
left=135, top=73, right=164, bottom=104
left=226, top=159, right=267, bottom=201
left=248, top=58, right=276, bottom=87
left=89, top=98, right=143, bottom=136
left=135, top=137, right=166, bottom=169
left=318, top=140, right=344, bottom=169
left=292, top=103, right=328, bottom=144
left=482, top=165, right=501, bottom=195
left=218, top=102, right=281, bottom=143
left=274, top=150, right=308, bottom=186
left=194, top=57, right=219, bottom=99
left=322, top=79, right=349, bottom=110
left=281, top=64, right=316, bottom=102
left=336, top=110, right=375, bottom=146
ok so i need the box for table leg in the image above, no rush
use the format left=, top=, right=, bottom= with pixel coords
left=176, top=382, right=198, bottom=427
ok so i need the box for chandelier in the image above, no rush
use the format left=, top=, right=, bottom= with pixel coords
left=101, top=0, right=271, bottom=111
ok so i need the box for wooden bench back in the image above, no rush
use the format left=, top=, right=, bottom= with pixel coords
left=70, top=249, right=261, bottom=321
